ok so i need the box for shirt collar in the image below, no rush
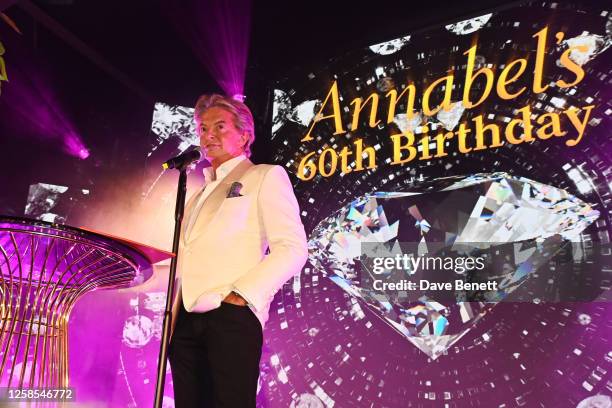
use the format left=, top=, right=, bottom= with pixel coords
left=203, top=154, right=247, bottom=182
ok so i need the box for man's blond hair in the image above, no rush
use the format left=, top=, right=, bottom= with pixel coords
left=194, top=94, right=255, bottom=157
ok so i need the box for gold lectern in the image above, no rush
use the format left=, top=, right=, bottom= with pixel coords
left=0, top=216, right=172, bottom=389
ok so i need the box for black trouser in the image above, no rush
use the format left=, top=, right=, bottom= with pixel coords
left=168, top=301, right=263, bottom=408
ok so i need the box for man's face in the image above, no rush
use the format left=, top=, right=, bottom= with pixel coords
left=197, top=106, right=247, bottom=162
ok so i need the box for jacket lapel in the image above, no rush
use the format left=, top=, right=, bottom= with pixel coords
left=181, top=188, right=206, bottom=244
left=185, top=158, right=254, bottom=244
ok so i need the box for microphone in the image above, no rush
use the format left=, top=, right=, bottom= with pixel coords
left=162, top=148, right=202, bottom=170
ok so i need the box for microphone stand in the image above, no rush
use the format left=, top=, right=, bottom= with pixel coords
left=153, top=164, right=188, bottom=408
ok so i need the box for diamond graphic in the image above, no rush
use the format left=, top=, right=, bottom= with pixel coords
left=308, top=173, right=599, bottom=359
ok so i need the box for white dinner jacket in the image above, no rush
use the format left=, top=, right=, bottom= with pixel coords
left=171, top=157, right=308, bottom=334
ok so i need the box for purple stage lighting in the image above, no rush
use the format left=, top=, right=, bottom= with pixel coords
left=0, top=37, right=89, bottom=160
left=165, top=0, right=252, bottom=97
left=14, top=74, right=89, bottom=159
left=63, top=130, right=90, bottom=159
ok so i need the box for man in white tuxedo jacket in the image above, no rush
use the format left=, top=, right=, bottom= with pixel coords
left=168, top=94, right=308, bottom=408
